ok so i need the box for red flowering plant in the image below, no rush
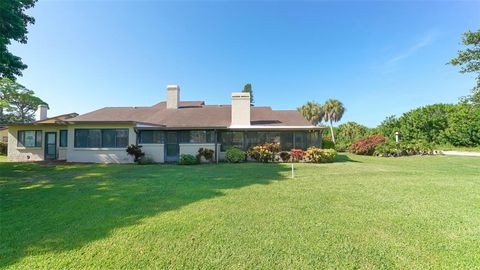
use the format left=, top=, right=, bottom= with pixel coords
left=290, top=148, right=305, bottom=162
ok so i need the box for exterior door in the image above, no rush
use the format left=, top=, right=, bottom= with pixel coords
left=165, top=131, right=179, bottom=162
left=45, top=132, right=57, bottom=160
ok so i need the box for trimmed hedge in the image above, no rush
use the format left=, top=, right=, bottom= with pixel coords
left=178, top=154, right=199, bottom=165
left=305, top=147, right=337, bottom=163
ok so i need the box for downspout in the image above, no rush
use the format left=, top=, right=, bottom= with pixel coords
left=214, top=129, right=219, bottom=164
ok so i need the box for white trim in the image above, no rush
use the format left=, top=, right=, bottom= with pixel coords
left=228, top=125, right=322, bottom=130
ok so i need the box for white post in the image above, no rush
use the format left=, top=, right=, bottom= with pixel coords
left=395, top=131, right=400, bottom=143
left=291, top=163, right=294, bottom=179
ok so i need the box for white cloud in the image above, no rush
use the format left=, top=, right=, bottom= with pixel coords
left=385, top=33, right=436, bottom=66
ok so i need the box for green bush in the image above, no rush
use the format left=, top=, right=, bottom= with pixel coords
left=374, top=140, right=434, bottom=157
left=178, top=154, right=199, bottom=165
left=376, top=103, right=480, bottom=147
left=305, top=147, right=337, bottom=163
left=126, top=144, right=145, bottom=162
left=138, top=156, right=155, bottom=165
left=322, top=137, right=335, bottom=149
left=0, top=142, right=7, bottom=155
left=225, top=148, right=245, bottom=163
left=334, top=141, right=350, bottom=152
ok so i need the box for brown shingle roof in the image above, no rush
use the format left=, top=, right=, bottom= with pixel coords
left=69, top=101, right=313, bottom=128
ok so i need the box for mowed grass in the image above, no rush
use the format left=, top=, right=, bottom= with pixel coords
left=1, top=154, right=479, bottom=269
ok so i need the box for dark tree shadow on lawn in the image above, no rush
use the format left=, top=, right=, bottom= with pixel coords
left=0, top=162, right=289, bottom=267
left=334, top=153, right=361, bottom=163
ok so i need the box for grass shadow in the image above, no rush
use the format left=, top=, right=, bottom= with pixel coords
left=335, top=153, right=362, bottom=163
left=0, top=162, right=289, bottom=267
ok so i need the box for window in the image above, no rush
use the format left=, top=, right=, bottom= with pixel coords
left=218, top=131, right=243, bottom=151
left=59, top=130, right=68, bottom=147
left=280, top=132, right=294, bottom=151
left=294, top=132, right=307, bottom=149
left=139, top=130, right=164, bottom=144
left=74, top=129, right=129, bottom=148
left=178, top=130, right=215, bottom=143
left=17, top=130, right=42, bottom=148
left=307, top=131, right=321, bottom=148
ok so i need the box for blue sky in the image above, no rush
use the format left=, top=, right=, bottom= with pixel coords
left=10, top=0, right=480, bottom=127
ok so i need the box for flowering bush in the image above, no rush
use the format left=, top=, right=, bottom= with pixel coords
left=290, top=149, right=304, bottom=162
left=305, top=147, right=337, bottom=163
left=350, top=135, right=388, bottom=155
left=197, top=148, right=215, bottom=162
left=278, top=151, right=291, bottom=162
left=247, top=143, right=280, bottom=163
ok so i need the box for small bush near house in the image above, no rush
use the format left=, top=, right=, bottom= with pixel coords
left=350, top=135, right=388, bottom=155
left=225, top=147, right=245, bottom=163
left=279, top=151, right=291, bottom=162
left=138, top=156, right=155, bottom=165
left=322, top=136, right=335, bottom=149
left=247, top=143, right=280, bottom=163
left=178, top=154, right=199, bottom=165
left=305, top=147, right=337, bottom=163
left=126, top=144, right=145, bottom=162
left=290, top=149, right=304, bottom=162
left=0, top=142, right=7, bottom=155
left=197, top=148, right=215, bottom=162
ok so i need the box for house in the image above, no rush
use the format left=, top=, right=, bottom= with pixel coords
left=7, top=85, right=322, bottom=163
left=0, top=127, right=8, bottom=143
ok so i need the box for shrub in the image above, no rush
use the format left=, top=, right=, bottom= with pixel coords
left=0, top=142, right=7, bottom=155
left=374, top=140, right=434, bottom=157
left=322, top=137, right=335, bottom=149
left=126, top=144, right=145, bottom=162
left=138, top=156, right=155, bottom=165
left=178, top=154, right=199, bottom=165
left=278, top=151, right=291, bottom=162
left=197, top=148, right=215, bottom=162
left=247, top=143, right=279, bottom=163
left=350, top=135, right=388, bottom=155
left=225, top=147, right=245, bottom=163
left=305, top=147, right=337, bottom=163
left=335, top=141, right=350, bottom=152
left=290, top=148, right=304, bottom=162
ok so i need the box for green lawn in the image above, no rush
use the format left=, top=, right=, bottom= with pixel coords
left=1, top=154, right=479, bottom=269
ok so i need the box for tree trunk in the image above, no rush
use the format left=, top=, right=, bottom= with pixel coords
left=329, top=120, right=336, bottom=143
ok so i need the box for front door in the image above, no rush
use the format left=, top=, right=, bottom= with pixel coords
left=165, top=131, right=179, bottom=162
left=45, top=132, right=57, bottom=160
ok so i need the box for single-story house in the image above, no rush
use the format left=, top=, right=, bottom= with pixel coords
left=0, top=127, right=8, bottom=143
left=7, top=85, right=322, bottom=163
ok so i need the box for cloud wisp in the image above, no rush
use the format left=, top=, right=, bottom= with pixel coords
left=385, top=33, right=436, bottom=66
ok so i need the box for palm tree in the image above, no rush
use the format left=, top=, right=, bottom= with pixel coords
left=297, top=101, right=324, bottom=126
left=323, top=99, right=345, bottom=143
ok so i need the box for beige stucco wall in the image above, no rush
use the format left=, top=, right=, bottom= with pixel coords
left=140, top=144, right=165, bottom=163
left=0, top=129, right=8, bottom=142
left=66, top=124, right=136, bottom=163
left=7, top=125, right=67, bottom=162
left=230, top=93, right=251, bottom=127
